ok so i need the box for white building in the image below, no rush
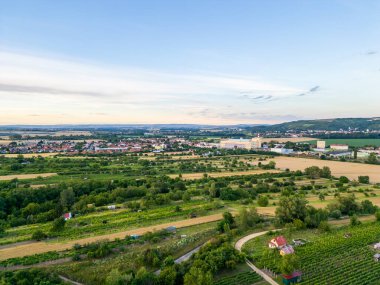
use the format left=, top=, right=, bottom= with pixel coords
left=317, top=140, right=326, bottom=149
left=270, top=147, right=294, bottom=154
left=219, top=138, right=262, bottom=150
left=330, top=144, right=349, bottom=151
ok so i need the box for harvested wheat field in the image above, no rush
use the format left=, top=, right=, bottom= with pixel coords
left=0, top=140, right=13, bottom=145
left=2, top=153, right=59, bottom=158
left=0, top=173, right=57, bottom=181
left=0, top=213, right=225, bottom=261
left=261, top=137, right=315, bottom=143
left=270, top=156, right=380, bottom=183
left=169, top=169, right=281, bottom=179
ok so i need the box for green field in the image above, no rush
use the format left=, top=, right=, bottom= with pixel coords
left=308, top=139, right=380, bottom=147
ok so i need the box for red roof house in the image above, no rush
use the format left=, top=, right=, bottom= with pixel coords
left=268, top=236, right=287, bottom=249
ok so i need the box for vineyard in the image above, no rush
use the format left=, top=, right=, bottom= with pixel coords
left=297, top=223, right=380, bottom=285
left=214, top=271, right=263, bottom=285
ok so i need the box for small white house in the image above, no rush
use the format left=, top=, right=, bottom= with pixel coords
left=107, top=205, right=116, bottom=210
left=374, top=243, right=380, bottom=250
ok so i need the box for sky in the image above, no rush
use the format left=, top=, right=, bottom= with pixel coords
left=0, top=0, right=380, bottom=125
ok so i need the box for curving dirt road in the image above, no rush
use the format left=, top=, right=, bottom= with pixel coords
left=235, top=230, right=281, bottom=285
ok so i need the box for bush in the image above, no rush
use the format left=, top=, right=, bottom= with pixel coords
left=51, top=217, right=66, bottom=232
left=318, top=221, right=331, bottom=232
left=330, top=209, right=342, bottom=220
left=376, top=211, right=380, bottom=221
left=257, top=195, right=269, bottom=207
left=350, top=214, right=361, bottom=226
left=358, top=176, right=370, bottom=184
left=32, top=230, right=47, bottom=241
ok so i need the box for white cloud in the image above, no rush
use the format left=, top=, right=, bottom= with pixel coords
left=0, top=49, right=306, bottom=124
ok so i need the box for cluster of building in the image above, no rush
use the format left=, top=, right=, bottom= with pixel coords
left=268, top=236, right=302, bottom=284
left=0, top=140, right=80, bottom=154
left=218, top=138, right=380, bottom=160
left=313, top=140, right=380, bottom=159
left=219, top=138, right=294, bottom=154
left=0, top=137, right=196, bottom=155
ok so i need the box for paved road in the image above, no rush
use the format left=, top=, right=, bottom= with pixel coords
left=235, top=230, right=281, bottom=285
left=174, top=244, right=203, bottom=264
left=155, top=243, right=205, bottom=275
left=58, top=275, right=84, bottom=285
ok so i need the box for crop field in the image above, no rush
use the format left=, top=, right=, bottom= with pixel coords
left=215, top=271, right=264, bottom=285
left=243, top=222, right=380, bottom=285
left=261, top=137, right=316, bottom=143
left=307, top=138, right=380, bottom=147
left=0, top=172, right=57, bottom=181
left=267, top=156, right=380, bottom=183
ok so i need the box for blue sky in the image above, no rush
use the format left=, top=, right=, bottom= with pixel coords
left=0, top=0, right=379, bottom=124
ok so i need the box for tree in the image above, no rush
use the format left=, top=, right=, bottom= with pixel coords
left=304, top=166, right=321, bottom=179
left=60, top=188, right=75, bottom=210
left=105, top=269, right=133, bottom=285
left=339, top=176, right=350, bottom=184
left=376, top=211, right=380, bottom=221
left=275, top=196, right=308, bottom=224
left=293, top=219, right=306, bottom=230
left=158, top=266, right=177, bottom=285
left=366, top=153, right=378, bottom=164
left=217, top=212, right=235, bottom=233
left=358, top=176, right=370, bottom=184
left=162, top=256, right=175, bottom=268
left=361, top=200, right=377, bottom=214
left=238, top=207, right=261, bottom=230
left=32, top=230, right=47, bottom=241
left=0, top=223, right=4, bottom=236
left=134, top=267, right=156, bottom=285
left=350, top=214, right=361, bottom=226
left=257, top=195, right=269, bottom=207
left=280, top=254, right=300, bottom=275
left=182, top=192, right=191, bottom=202
left=184, top=267, right=213, bottom=285
left=51, top=217, right=66, bottom=232
left=321, top=166, right=332, bottom=178
left=330, top=209, right=342, bottom=220
left=318, top=221, right=331, bottom=232
left=337, top=194, right=359, bottom=215
left=318, top=193, right=325, bottom=201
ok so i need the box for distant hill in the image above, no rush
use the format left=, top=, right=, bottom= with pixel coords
left=251, top=117, right=380, bottom=132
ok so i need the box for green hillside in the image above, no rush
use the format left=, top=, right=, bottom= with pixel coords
left=251, top=117, right=380, bottom=132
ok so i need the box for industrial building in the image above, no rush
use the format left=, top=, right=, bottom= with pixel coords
left=219, top=138, right=262, bottom=149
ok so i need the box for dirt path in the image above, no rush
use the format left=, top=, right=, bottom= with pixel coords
left=235, top=231, right=281, bottom=285
left=169, top=169, right=281, bottom=179
left=0, top=213, right=224, bottom=261
left=0, top=173, right=57, bottom=181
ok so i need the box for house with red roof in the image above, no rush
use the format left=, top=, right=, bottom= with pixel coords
left=268, top=236, right=287, bottom=249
